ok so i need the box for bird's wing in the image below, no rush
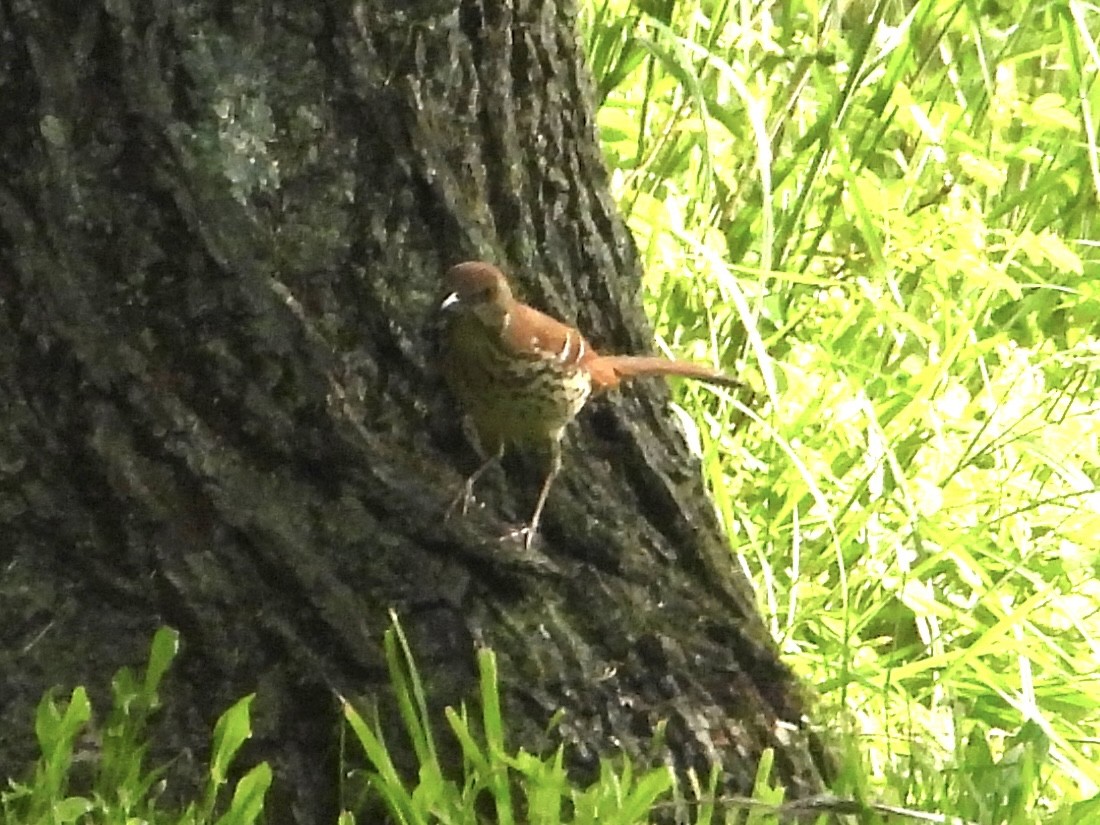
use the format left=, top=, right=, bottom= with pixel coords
left=499, top=303, right=595, bottom=370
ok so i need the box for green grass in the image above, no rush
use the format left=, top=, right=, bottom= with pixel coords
left=580, top=0, right=1100, bottom=820
left=2, top=623, right=808, bottom=825
left=339, top=615, right=696, bottom=825
left=1, top=628, right=270, bottom=825
left=20, top=617, right=1088, bottom=823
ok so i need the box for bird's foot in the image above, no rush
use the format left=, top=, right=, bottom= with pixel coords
left=500, top=524, right=539, bottom=550
left=445, top=451, right=502, bottom=523
left=444, top=481, right=478, bottom=521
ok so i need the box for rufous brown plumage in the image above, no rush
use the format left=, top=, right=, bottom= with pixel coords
left=439, top=260, right=739, bottom=547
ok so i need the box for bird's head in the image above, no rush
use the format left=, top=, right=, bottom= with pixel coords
left=440, top=261, right=514, bottom=332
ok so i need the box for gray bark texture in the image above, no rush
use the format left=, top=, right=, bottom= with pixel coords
left=0, top=0, right=831, bottom=820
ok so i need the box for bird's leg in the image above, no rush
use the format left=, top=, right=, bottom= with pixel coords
left=446, top=444, right=504, bottom=520
left=516, top=438, right=562, bottom=550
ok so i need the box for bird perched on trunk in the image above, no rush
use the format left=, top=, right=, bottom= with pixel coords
left=438, top=261, right=739, bottom=548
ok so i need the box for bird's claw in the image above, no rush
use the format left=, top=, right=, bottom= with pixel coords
left=500, top=525, right=538, bottom=550
left=444, top=484, right=477, bottom=521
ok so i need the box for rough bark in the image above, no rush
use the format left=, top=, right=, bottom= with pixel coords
left=0, top=0, right=829, bottom=820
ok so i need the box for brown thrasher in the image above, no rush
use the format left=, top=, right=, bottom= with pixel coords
left=439, top=261, right=739, bottom=548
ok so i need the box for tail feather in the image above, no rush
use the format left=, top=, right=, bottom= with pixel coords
left=588, top=355, right=740, bottom=392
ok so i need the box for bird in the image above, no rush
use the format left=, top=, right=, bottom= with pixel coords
left=438, top=260, right=740, bottom=548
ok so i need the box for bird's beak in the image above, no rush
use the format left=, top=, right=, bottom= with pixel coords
left=440, top=292, right=461, bottom=312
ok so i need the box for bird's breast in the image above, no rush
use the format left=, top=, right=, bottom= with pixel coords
left=442, top=319, right=593, bottom=448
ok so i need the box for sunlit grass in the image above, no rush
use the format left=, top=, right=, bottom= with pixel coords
left=581, top=0, right=1100, bottom=818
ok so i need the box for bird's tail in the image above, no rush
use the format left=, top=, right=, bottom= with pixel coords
left=588, top=355, right=741, bottom=392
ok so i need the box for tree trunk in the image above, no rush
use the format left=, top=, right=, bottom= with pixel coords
left=0, top=0, right=830, bottom=820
